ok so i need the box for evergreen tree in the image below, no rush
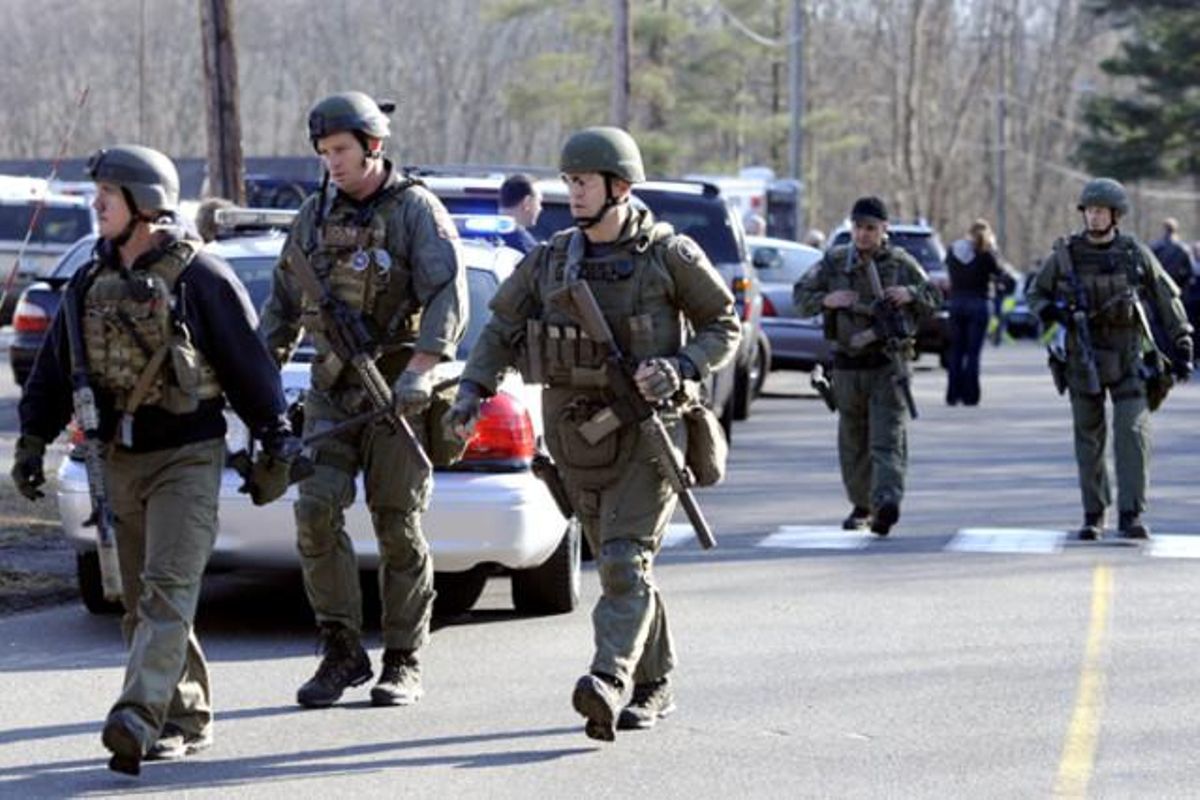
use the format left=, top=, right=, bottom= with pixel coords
left=1077, top=1, right=1200, bottom=183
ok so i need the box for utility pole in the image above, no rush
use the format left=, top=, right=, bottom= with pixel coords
left=612, top=0, right=631, bottom=129
left=138, top=0, right=146, bottom=142
left=994, top=3, right=1009, bottom=253
left=787, top=0, right=806, bottom=228
left=199, top=0, right=245, bottom=203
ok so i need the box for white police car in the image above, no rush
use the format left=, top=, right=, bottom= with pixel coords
left=57, top=215, right=580, bottom=619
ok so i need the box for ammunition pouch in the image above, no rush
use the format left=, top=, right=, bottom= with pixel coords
left=554, top=395, right=622, bottom=469
left=682, top=402, right=727, bottom=487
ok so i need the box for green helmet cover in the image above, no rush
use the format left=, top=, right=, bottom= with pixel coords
left=559, top=126, right=645, bottom=183
left=308, top=91, right=391, bottom=145
left=1077, top=178, right=1130, bottom=216
left=86, top=145, right=179, bottom=213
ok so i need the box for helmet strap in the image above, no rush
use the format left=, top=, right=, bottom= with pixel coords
left=572, top=174, right=626, bottom=230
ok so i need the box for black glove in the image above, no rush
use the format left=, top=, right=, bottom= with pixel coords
left=11, top=434, right=46, bottom=501
left=242, top=434, right=305, bottom=506
left=1172, top=336, right=1194, bottom=382
left=444, top=380, right=484, bottom=442
left=1039, top=301, right=1069, bottom=327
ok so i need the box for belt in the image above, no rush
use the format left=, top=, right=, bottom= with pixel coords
left=834, top=351, right=890, bottom=370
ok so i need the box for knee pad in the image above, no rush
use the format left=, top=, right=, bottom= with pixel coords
left=597, top=539, right=651, bottom=598
left=295, top=495, right=341, bottom=557
left=374, top=508, right=430, bottom=568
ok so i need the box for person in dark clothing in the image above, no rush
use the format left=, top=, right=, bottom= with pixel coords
left=498, top=173, right=543, bottom=254
left=12, top=145, right=299, bottom=775
left=944, top=218, right=1015, bottom=405
left=1151, top=218, right=1195, bottom=295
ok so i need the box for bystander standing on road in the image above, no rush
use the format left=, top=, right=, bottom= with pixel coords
left=944, top=218, right=1017, bottom=406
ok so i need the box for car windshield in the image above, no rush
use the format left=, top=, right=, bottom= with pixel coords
left=753, top=245, right=821, bottom=284
left=0, top=204, right=92, bottom=245
left=51, top=236, right=98, bottom=279
left=226, top=255, right=277, bottom=312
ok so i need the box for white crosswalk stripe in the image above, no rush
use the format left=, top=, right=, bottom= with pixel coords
left=660, top=523, right=695, bottom=548
left=1145, top=535, right=1200, bottom=559
left=945, top=527, right=1066, bottom=554
left=758, top=525, right=872, bottom=550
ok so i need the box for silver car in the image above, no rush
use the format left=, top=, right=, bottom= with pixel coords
left=58, top=230, right=580, bottom=620
left=747, top=236, right=828, bottom=370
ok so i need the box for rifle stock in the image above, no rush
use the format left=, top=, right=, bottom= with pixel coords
left=547, top=281, right=717, bottom=550
left=61, top=288, right=123, bottom=602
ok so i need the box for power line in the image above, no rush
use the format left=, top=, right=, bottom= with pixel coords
left=710, top=1, right=800, bottom=49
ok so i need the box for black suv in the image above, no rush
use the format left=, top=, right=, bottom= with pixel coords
left=423, top=174, right=769, bottom=436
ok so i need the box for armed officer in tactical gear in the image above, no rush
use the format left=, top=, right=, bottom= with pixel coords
left=260, top=92, right=467, bottom=709
left=13, top=145, right=298, bottom=774
left=446, top=127, right=739, bottom=741
left=1027, top=178, right=1192, bottom=541
left=794, top=197, right=940, bottom=536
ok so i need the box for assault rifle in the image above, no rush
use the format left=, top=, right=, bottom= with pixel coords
left=282, top=241, right=431, bottom=475
left=62, top=284, right=123, bottom=601
left=546, top=280, right=716, bottom=549
left=1053, top=240, right=1102, bottom=395
left=863, top=259, right=919, bottom=419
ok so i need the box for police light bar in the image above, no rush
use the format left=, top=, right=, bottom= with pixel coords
left=451, top=214, right=517, bottom=236
left=213, top=207, right=298, bottom=230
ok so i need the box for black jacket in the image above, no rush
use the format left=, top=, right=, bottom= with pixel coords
left=20, top=233, right=290, bottom=452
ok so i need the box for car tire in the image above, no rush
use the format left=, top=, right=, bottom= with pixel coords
left=732, top=358, right=753, bottom=421
left=76, top=550, right=123, bottom=615
left=751, top=331, right=770, bottom=398
left=511, top=517, right=581, bottom=615
left=433, top=569, right=487, bottom=617
left=718, top=390, right=734, bottom=443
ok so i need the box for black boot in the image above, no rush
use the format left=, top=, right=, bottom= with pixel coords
left=1078, top=512, right=1104, bottom=541
left=101, top=709, right=145, bottom=776
left=572, top=672, right=623, bottom=742
left=371, top=649, right=423, bottom=706
left=871, top=502, right=900, bottom=536
left=1118, top=511, right=1150, bottom=540
left=617, top=677, right=676, bottom=731
left=296, top=624, right=373, bottom=708
left=842, top=506, right=871, bottom=531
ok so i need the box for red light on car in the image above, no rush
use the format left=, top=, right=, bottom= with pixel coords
left=761, top=295, right=777, bottom=317
left=731, top=277, right=752, bottom=293
left=461, top=391, right=535, bottom=463
left=13, top=298, right=49, bottom=333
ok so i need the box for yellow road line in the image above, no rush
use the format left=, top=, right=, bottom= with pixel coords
left=1053, top=564, right=1113, bottom=798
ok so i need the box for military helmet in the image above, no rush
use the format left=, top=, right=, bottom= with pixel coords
left=86, top=145, right=179, bottom=213
left=307, top=91, right=392, bottom=145
left=1077, top=178, right=1130, bottom=216
left=559, top=126, right=645, bottom=183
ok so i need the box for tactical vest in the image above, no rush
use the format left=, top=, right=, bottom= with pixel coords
left=517, top=225, right=686, bottom=389
left=825, top=245, right=914, bottom=356
left=300, top=180, right=423, bottom=388
left=82, top=241, right=220, bottom=414
left=1055, top=234, right=1143, bottom=336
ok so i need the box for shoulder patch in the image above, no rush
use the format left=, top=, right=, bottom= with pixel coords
left=668, top=236, right=704, bottom=266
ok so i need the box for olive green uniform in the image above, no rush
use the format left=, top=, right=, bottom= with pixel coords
left=460, top=208, right=739, bottom=688
left=1027, top=233, right=1191, bottom=520
left=260, top=163, right=466, bottom=652
left=794, top=244, right=939, bottom=512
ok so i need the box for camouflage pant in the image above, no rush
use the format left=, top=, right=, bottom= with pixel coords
left=549, top=394, right=682, bottom=689
left=833, top=364, right=907, bottom=510
left=295, top=389, right=434, bottom=651
left=107, top=438, right=225, bottom=750
left=1069, top=373, right=1150, bottom=517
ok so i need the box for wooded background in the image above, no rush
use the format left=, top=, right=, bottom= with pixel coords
left=2, top=0, right=1195, bottom=269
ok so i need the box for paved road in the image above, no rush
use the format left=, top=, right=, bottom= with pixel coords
left=1, top=342, right=1198, bottom=798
